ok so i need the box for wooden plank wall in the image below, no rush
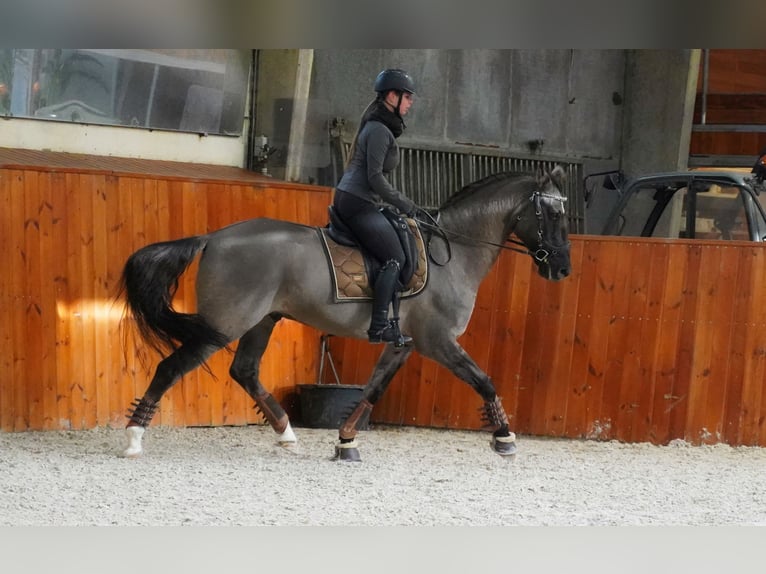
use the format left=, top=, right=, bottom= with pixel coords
left=691, top=49, right=766, bottom=157
left=4, top=161, right=766, bottom=447
left=0, top=166, right=333, bottom=432
left=328, top=237, right=766, bottom=446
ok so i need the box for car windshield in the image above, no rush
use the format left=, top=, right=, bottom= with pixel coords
left=615, top=180, right=751, bottom=240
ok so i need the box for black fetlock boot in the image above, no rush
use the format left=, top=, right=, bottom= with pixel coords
left=367, top=260, right=413, bottom=347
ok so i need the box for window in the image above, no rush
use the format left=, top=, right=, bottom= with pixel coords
left=0, top=49, right=250, bottom=136
left=689, top=184, right=749, bottom=240
left=614, top=182, right=688, bottom=238
left=615, top=181, right=750, bottom=240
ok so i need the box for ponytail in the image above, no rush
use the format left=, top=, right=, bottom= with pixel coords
left=344, top=97, right=380, bottom=169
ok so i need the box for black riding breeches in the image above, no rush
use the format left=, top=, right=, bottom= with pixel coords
left=333, top=191, right=406, bottom=267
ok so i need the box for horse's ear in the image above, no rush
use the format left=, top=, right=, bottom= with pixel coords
left=550, top=165, right=566, bottom=190
left=535, top=166, right=550, bottom=188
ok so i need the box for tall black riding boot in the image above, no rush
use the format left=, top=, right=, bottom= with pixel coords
left=367, top=260, right=413, bottom=347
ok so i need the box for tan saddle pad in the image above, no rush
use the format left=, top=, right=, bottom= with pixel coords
left=318, top=218, right=428, bottom=301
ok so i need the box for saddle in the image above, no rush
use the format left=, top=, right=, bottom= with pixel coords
left=319, top=205, right=428, bottom=302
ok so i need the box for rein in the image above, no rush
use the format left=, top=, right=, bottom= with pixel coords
left=416, top=190, right=568, bottom=266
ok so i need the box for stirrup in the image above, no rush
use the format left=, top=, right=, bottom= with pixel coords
left=367, top=319, right=413, bottom=347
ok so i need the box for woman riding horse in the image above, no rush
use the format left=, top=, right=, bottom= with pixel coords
left=332, top=68, right=419, bottom=347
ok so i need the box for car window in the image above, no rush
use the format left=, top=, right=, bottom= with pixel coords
left=614, top=183, right=685, bottom=238
left=691, top=184, right=749, bottom=240
left=615, top=182, right=749, bottom=240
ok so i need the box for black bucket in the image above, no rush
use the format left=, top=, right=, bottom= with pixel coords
left=297, top=384, right=370, bottom=430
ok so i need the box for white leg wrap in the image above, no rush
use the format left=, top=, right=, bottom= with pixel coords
left=335, top=439, right=359, bottom=449
left=494, top=432, right=516, bottom=443
left=277, top=422, right=297, bottom=445
left=122, top=426, right=145, bottom=458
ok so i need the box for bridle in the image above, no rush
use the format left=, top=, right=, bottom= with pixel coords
left=417, top=189, right=569, bottom=266
left=510, top=190, right=570, bottom=263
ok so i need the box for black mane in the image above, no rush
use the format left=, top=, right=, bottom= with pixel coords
left=440, top=171, right=532, bottom=210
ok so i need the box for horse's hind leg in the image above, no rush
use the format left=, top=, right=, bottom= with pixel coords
left=123, top=343, right=219, bottom=458
left=228, top=314, right=296, bottom=446
left=335, top=344, right=414, bottom=462
left=418, top=338, right=516, bottom=456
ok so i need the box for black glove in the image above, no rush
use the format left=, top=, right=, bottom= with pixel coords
left=404, top=203, right=419, bottom=218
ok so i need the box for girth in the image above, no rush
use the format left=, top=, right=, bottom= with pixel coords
left=319, top=206, right=428, bottom=302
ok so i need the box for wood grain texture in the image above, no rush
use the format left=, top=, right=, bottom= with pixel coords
left=692, top=50, right=766, bottom=158
left=0, top=162, right=331, bottom=432
left=3, top=155, right=766, bottom=447
left=329, top=237, right=766, bottom=446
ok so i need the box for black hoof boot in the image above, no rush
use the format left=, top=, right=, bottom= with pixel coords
left=367, top=319, right=413, bottom=347
left=490, top=432, right=517, bottom=457
left=333, top=440, right=362, bottom=462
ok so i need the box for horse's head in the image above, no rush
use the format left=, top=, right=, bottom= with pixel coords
left=512, top=165, right=571, bottom=281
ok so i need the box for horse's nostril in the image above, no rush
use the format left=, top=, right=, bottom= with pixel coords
left=553, top=267, right=570, bottom=281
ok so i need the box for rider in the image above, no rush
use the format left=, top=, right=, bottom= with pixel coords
left=333, top=68, right=419, bottom=346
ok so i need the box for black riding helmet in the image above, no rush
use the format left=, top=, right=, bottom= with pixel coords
left=374, top=68, right=416, bottom=95
left=374, top=68, right=415, bottom=119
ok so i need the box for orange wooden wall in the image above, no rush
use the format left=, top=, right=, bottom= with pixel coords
left=0, top=164, right=333, bottom=432
left=3, top=160, right=766, bottom=447
left=329, top=237, right=766, bottom=446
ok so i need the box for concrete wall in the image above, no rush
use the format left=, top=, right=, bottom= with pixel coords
left=256, top=50, right=630, bottom=185
left=0, top=112, right=248, bottom=166
left=620, top=49, right=700, bottom=176
left=255, top=50, right=700, bottom=232
left=585, top=49, right=700, bottom=232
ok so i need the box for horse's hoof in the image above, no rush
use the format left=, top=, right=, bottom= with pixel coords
left=122, top=426, right=145, bottom=458
left=333, top=440, right=362, bottom=462
left=122, top=447, right=143, bottom=459
left=277, top=422, right=297, bottom=445
left=491, top=433, right=517, bottom=457
left=278, top=442, right=302, bottom=457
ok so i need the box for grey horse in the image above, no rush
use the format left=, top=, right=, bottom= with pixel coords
left=119, top=166, right=571, bottom=460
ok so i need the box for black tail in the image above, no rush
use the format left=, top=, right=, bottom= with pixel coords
left=117, top=236, right=230, bottom=363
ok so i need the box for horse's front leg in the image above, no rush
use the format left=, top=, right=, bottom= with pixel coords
left=334, top=344, right=414, bottom=462
left=418, top=338, right=516, bottom=456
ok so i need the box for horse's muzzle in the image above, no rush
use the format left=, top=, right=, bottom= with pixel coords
left=552, top=266, right=571, bottom=281
left=537, top=260, right=571, bottom=281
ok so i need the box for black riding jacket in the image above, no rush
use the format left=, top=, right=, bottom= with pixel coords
left=336, top=121, right=415, bottom=215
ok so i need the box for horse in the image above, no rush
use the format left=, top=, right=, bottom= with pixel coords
left=118, top=165, right=571, bottom=460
